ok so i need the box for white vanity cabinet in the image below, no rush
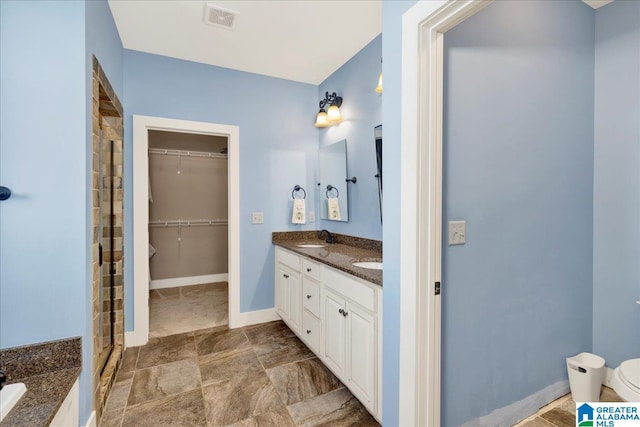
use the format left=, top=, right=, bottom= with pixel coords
left=321, top=266, right=379, bottom=415
left=274, top=246, right=382, bottom=421
left=49, top=379, right=79, bottom=427
left=275, top=249, right=302, bottom=334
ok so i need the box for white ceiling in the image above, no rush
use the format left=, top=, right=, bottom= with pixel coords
left=108, top=0, right=382, bottom=85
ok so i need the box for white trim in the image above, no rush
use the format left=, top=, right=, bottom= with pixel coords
left=150, top=273, right=229, bottom=290
left=131, top=115, right=240, bottom=348
left=400, top=1, right=492, bottom=426
left=234, top=308, right=280, bottom=328
left=460, top=380, right=569, bottom=427
left=82, top=411, right=96, bottom=427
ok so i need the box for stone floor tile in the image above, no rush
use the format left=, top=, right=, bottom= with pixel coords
left=202, top=370, right=284, bottom=426
left=122, top=389, right=207, bottom=427
left=136, top=332, right=196, bottom=369
left=286, top=388, right=379, bottom=427
left=128, top=358, right=200, bottom=406
left=267, top=357, right=343, bottom=405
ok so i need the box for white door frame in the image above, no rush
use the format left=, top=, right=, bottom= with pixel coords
left=398, top=1, right=492, bottom=425
left=127, top=115, right=240, bottom=347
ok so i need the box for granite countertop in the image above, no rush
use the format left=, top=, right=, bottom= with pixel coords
left=272, top=231, right=382, bottom=286
left=0, top=337, right=82, bottom=427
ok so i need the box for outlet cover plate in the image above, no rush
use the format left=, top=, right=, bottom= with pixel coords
left=252, top=212, right=264, bottom=224
left=448, top=220, right=466, bottom=245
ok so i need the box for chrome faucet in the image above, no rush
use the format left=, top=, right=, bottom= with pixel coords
left=318, top=229, right=336, bottom=244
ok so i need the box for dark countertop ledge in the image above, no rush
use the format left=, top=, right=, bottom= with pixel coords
left=272, top=231, right=382, bottom=286
left=0, top=337, right=82, bottom=427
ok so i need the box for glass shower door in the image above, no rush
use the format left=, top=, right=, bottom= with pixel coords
left=97, top=132, right=115, bottom=373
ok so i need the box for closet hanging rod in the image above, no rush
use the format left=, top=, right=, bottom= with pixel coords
left=148, top=148, right=228, bottom=159
left=149, top=219, right=228, bottom=227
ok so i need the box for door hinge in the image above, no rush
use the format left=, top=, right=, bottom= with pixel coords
left=435, top=281, right=441, bottom=296
left=110, top=263, right=117, bottom=275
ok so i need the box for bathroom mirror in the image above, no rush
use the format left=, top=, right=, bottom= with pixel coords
left=319, top=139, right=349, bottom=222
left=374, top=124, right=382, bottom=223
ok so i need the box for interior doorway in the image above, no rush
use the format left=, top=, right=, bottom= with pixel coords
left=147, top=130, right=229, bottom=338
left=398, top=1, right=493, bottom=426
left=130, top=115, right=240, bottom=348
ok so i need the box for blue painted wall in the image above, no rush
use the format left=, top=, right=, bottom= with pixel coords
left=317, top=35, right=382, bottom=240
left=0, top=0, right=92, bottom=419
left=380, top=2, right=418, bottom=426
left=592, top=0, right=640, bottom=368
left=442, top=2, right=594, bottom=425
left=123, top=50, right=318, bottom=321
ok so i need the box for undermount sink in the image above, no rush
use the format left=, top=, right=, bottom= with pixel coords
left=352, top=261, right=383, bottom=270
left=0, top=383, right=27, bottom=422
left=297, top=244, right=325, bottom=248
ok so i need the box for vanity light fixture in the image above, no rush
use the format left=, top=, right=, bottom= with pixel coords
left=314, top=92, right=343, bottom=128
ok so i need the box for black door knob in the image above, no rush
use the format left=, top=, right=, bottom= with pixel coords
left=0, top=186, right=11, bottom=201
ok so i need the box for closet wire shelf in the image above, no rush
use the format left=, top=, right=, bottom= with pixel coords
left=148, top=148, right=228, bottom=159
left=149, top=219, right=228, bottom=227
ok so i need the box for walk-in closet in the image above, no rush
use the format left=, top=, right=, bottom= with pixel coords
left=147, top=130, right=229, bottom=338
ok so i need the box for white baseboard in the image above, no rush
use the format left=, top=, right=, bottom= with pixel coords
left=82, top=410, right=96, bottom=427
left=460, top=380, right=570, bottom=427
left=150, top=273, right=228, bottom=290
left=232, top=308, right=280, bottom=328
left=125, top=330, right=147, bottom=348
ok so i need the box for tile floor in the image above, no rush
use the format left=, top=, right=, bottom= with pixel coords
left=99, top=320, right=379, bottom=427
left=515, top=386, right=623, bottom=427
left=149, top=282, right=228, bottom=338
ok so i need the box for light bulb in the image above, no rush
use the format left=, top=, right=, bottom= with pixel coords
left=327, top=105, right=342, bottom=123
left=314, top=110, right=329, bottom=128
left=375, top=72, right=383, bottom=94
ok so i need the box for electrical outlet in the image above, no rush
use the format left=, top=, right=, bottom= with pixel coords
left=252, top=212, right=264, bottom=224
left=309, top=211, right=315, bottom=223
left=448, top=221, right=466, bottom=245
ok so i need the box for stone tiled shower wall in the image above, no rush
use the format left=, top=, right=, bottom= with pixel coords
left=91, top=56, right=124, bottom=423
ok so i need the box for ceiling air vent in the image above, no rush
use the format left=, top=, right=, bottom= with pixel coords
left=204, top=4, right=238, bottom=30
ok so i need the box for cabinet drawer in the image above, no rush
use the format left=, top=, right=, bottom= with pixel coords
left=302, top=258, right=321, bottom=281
left=323, top=266, right=376, bottom=312
left=277, top=247, right=301, bottom=271
left=303, top=278, right=320, bottom=317
left=302, top=310, right=321, bottom=355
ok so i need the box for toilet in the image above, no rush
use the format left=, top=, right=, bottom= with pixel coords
left=611, top=359, right=640, bottom=402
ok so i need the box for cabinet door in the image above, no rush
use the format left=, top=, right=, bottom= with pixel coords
left=346, top=303, right=376, bottom=411
left=287, top=270, right=301, bottom=333
left=275, top=264, right=289, bottom=319
left=322, top=290, right=345, bottom=376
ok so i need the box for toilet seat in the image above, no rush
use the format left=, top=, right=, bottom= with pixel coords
left=620, top=359, right=640, bottom=393
left=612, top=358, right=640, bottom=402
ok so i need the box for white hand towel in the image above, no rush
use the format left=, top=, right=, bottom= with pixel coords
left=292, top=198, right=306, bottom=224
left=328, top=197, right=341, bottom=220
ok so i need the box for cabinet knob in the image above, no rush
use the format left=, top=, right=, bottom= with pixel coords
left=306, top=329, right=311, bottom=334
left=306, top=294, right=312, bottom=299
left=306, top=268, right=312, bottom=273
left=342, top=310, right=349, bottom=317
left=338, top=308, right=344, bottom=314
left=283, top=273, right=289, bottom=278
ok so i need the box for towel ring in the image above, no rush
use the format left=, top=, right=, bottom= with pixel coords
left=292, top=185, right=306, bottom=199
left=325, top=185, right=339, bottom=199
